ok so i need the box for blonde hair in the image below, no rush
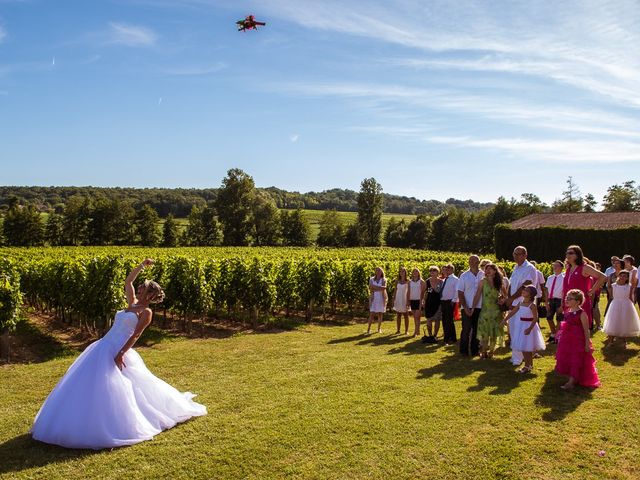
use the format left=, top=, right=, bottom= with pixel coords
left=143, top=280, right=165, bottom=304
left=428, top=265, right=440, bottom=274
left=565, top=288, right=584, bottom=305
left=411, top=268, right=422, bottom=280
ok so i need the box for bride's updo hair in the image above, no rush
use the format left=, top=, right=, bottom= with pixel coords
left=143, top=280, right=165, bottom=304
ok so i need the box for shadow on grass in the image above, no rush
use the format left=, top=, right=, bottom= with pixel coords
left=387, top=338, right=453, bottom=355
left=534, top=370, right=594, bottom=421
left=5, top=320, right=75, bottom=364
left=0, top=434, right=100, bottom=475
left=417, top=353, right=535, bottom=394
left=356, top=333, right=416, bottom=347
left=600, top=338, right=640, bottom=367
left=327, top=333, right=370, bottom=345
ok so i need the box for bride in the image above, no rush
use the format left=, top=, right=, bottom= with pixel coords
left=30, top=258, right=207, bottom=449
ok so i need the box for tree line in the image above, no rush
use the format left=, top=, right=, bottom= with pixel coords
left=0, top=185, right=491, bottom=218
left=0, top=170, right=383, bottom=248
left=1, top=173, right=638, bottom=250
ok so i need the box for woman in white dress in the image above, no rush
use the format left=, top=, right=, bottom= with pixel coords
left=602, top=270, right=640, bottom=348
left=30, top=258, right=207, bottom=450
left=367, top=267, right=387, bottom=334
left=393, top=267, right=410, bottom=334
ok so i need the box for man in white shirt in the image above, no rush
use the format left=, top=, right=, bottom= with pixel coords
left=439, top=263, right=459, bottom=345
left=506, top=246, right=539, bottom=365
left=544, top=260, right=565, bottom=343
left=457, top=255, right=484, bottom=356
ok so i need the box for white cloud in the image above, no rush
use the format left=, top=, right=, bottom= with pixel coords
left=275, top=81, right=640, bottom=140
left=289, top=134, right=299, bottom=143
left=254, top=0, right=640, bottom=107
left=426, top=136, right=640, bottom=164
left=106, top=22, right=157, bottom=47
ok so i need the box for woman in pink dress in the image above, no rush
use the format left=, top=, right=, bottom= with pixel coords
left=555, top=289, right=600, bottom=389
left=562, top=245, right=606, bottom=328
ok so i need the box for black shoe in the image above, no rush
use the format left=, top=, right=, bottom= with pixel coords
left=547, top=335, right=555, bottom=343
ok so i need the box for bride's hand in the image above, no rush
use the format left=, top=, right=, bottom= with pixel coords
left=142, top=258, right=154, bottom=267
left=114, top=353, right=126, bottom=370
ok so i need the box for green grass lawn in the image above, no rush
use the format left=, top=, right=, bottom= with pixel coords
left=1, top=312, right=639, bottom=480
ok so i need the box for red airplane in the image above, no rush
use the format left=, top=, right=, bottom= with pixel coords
left=236, top=15, right=266, bottom=32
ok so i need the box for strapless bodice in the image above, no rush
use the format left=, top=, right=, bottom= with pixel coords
left=102, top=310, right=139, bottom=348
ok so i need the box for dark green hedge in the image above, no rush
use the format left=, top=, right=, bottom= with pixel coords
left=494, top=224, right=640, bottom=267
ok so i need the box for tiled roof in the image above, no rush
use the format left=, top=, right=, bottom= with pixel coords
left=509, top=212, right=640, bottom=230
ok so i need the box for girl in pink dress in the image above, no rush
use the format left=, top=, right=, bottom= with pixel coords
left=555, top=289, right=601, bottom=390
left=563, top=245, right=606, bottom=328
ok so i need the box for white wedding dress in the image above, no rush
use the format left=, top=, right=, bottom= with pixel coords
left=30, top=310, right=207, bottom=449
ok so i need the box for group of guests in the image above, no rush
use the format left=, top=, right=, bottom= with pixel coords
left=367, top=246, right=640, bottom=390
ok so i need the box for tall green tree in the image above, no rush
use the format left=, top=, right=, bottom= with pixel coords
left=602, top=181, right=640, bottom=212
left=583, top=193, right=597, bottom=212
left=62, top=195, right=91, bottom=245
left=201, top=205, right=220, bottom=246
left=136, top=204, right=160, bottom=246
left=215, top=168, right=255, bottom=246
left=183, top=205, right=205, bottom=246
left=281, top=209, right=311, bottom=246
left=2, top=204, right=44, bottom=246
left=45, top=213, right=64, bottom=246
left=357, top=177, right=383, bottom=246
left=251, top=191, right=281, bottom=246
left=405, top=215, right=431, bottom=249
left=551, top=176, right=583, bottom=212
left=317, top=209, right=345, bottom=247
left=162, top=213, right=179, bottom=247
left=384, top=217, right=409, bottom=247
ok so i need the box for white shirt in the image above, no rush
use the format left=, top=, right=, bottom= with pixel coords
left=440, top=274, right=459, bottom=302
left=545, top=273, right=565, bottom=300
left=509, top=260, right=539, bottom=306
left=535, top=270, right=545, bottom=298
left=457, top=269, right=485, bottom=308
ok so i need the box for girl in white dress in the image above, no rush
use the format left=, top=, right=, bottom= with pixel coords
left=502, top=285, right=545, bottom=373
left=603, top=270, right=640, bottom=347
left=30, top=259, right=207, bottom=450
left=393, top=267, right=410, bottom=334
left=367, top=267, right=387, bottom=334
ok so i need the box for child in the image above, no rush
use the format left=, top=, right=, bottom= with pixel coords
left=602, top=270, right=640, bottom=348
left=501, top=285, right=545, bottom=373
left=555, top=289, right=600, bottom=389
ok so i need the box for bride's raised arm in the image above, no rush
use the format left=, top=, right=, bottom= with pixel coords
left=125, top=258, right=154, bottom=307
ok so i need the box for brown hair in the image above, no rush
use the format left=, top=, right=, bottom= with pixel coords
left=523, top=285, right=537, bottom=300
left=484, top=263, right=503, bottom=291
left=566, top=245, right=584, bottom=266
left=618, top=270, right=630, bottom=284
left=397, top=267, right=408, bottom=282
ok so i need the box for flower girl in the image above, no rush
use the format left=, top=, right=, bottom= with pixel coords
left=602, top=270, right=640, bottom=348
left=502, top=285, right=545, bottom=373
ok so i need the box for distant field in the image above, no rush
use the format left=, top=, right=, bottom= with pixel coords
left=164, top=210, right=418, bottom=242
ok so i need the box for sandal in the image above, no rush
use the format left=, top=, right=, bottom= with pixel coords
left=517, top=366, right=532, bottom=374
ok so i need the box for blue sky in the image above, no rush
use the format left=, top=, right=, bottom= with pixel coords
left=1, top=0, right=639, bottom=205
